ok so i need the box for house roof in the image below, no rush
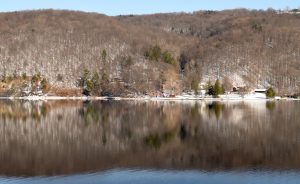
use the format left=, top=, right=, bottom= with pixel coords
left=254, top=89, right=267, bottom=92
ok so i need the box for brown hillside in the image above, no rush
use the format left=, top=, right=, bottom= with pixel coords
left=0, top=9, right=299, bottom=96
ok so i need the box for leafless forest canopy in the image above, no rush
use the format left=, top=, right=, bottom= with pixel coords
left=0, top=9, right=299, bottom=95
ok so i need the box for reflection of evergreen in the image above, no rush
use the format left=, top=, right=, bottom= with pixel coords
left=40, top=103, right=48, bottom=117
left=266, top=101, right=276, bottom=111
left=207, top=102, right=225, bottom=119
left=80, top=101, right=100, bottom=124
left=191, top=103, right=199, bottom=117
left=102, top=133, right=107, bottom=145
left=31, top=105, right=41, bottom=121
left=144, top=134, right=161, bottom=149
left=180, top=125, right=187, bottom=141
left=163, top=129, right=177, bottom=143
left=2, top=100, right=300, bottom=174
left=0, top=101, right=49, bottom=121
left=144, top=129, right=177, bottom=149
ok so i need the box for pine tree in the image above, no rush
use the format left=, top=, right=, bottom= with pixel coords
left=213, top=79, right=224, bottom=97
left=92, top=72, right=101, bottom=95
left=191, top=79, right=199, bottom=95
left=101, top=49, right=107, bottom=62
left=266, top=87, right=276, bottom=98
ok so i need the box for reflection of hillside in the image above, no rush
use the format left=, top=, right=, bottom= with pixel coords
left=0, top=100, right=299, bottom=176
left=0, top=100, right=81, bottom=121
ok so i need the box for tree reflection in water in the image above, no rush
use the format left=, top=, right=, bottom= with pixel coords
left=207, top=102, right=225, bottom=119
left=0, top=100, right=299, bottom=176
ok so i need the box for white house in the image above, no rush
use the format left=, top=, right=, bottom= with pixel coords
left=244, top=88, right=267, bottom=99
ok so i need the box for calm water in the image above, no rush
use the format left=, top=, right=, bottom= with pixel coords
left=0, top=100, right=300, bottom=183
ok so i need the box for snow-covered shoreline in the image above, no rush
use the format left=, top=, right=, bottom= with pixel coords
left=0, top=95, right=298, bottom=101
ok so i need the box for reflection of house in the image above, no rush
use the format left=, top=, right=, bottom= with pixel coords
left=232, top=87, right=239, bottom=92
left=162, top=89, right=175, bottom=97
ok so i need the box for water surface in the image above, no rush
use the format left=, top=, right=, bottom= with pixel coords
left=0, top=100, right=299, bottom=183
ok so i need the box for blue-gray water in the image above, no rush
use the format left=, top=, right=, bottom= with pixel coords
left=2, top=170, right=300, bottom=184
left=0, top=100, right=299, bottom=183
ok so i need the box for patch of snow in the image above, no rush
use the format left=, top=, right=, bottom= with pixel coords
left=244, top=93, right=267, bottom=100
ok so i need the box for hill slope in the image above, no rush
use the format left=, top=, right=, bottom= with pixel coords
left=0, top=9, right=299, bottom=96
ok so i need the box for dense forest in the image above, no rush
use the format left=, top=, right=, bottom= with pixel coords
left=0, top=9, right=299, bottom=96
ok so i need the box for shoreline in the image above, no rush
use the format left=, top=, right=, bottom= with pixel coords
left=0, top=96, right=298, bottom=101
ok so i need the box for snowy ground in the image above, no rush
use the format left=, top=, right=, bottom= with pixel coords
left=0, top=94, right=298, bottom=101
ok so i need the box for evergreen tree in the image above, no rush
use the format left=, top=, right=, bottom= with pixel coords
left=213, top=79, right=224, bottom=97
left=31, top=74, right=39, bottom=84
left=80, top=69, right=94, bottom=96
left=159, top=72, right=166, bottom=91
left=85, top=79, right=94, bottom=96
left=206, top=81, right=214, bottom=96
left=266, top=87, right=276, bottom=98
left=101, top=49, right=107, bottom=62
left=41, top=78, right=49, bottom=91
left=191, top=79, right=199, bottom=95
left=179, top=53, right=189, bottom=73
left=162, top=51, right=176, bottom=65
left=92, top=72, right=101, bottom=95
left=213, top=79, right=220, bottom=96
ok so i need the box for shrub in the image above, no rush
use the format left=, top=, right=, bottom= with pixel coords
left=144, top=45, right=162, bottom=61
left=22, top=73, right=27, bottom=80
left=31, top=75, right=39, bottom=84
left=80, top=69, right=103, bottom=96
left=41, top=78, right=49, bottom=91
left=266, top=87, right=276, bottom=98
left=179, top=53, right=189, bottom=73
left=1, top=74, right=7, bottom=83
left=145, top=46, right=176, bottom=65
left=31, top=72, right=42, bottom=84
left=101, top=49, right=107, bottom=61
left=162, top=51, right=176, bottom=65
left=206, top=80, right=225, bottom=97
left=7, top=75, right=13, bottom=82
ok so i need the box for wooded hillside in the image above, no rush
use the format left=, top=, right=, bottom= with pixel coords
left=0, top=9, right=299, bottom=96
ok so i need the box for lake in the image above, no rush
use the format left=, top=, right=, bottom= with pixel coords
left=0, top=100, right=299, bottom=184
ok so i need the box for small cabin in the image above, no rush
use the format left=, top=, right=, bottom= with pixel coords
left=254, top=89, right=267, bottom=94
left=232, top=86, right=247, bottom=93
